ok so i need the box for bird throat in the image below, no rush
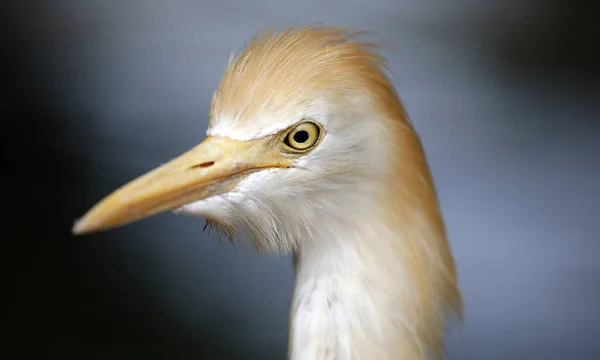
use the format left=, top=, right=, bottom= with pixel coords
left=287, top=222, right=425, bottom=360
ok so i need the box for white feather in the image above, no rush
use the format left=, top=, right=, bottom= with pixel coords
left=176, top=100, right=422, bottom=358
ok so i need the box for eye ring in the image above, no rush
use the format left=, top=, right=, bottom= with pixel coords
left=284, top=121, right=321, bottom=151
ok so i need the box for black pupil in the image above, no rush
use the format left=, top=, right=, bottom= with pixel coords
left=293, top=130, right=309, bottom=143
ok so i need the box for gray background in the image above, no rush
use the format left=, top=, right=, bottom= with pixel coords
left=3, top=1, right=599, bottom=359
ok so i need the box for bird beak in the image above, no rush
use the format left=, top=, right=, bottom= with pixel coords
left=72, top=135, right=291, bottom=235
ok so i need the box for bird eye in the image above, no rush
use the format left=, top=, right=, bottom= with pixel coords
left=284, top=122, right=320, bottom=151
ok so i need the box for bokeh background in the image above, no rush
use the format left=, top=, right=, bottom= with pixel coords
left=3, top=1, right=599, bottom=359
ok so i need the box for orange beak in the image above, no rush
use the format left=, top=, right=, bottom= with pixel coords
left=72, top=135, right=292, bottom=235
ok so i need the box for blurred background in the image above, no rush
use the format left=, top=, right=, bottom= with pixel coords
left=2, top=0, right=599, bottom=359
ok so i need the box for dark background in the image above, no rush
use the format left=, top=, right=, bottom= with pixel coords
left=2, top=1, right=599, bottom=359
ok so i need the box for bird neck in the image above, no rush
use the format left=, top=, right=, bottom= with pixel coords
left=288, top=218, right=429, bottom=360
left=286, top=160, right=460, bottom=360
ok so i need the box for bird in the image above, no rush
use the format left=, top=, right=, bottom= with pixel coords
left=73, top=25, right=462, bottom=360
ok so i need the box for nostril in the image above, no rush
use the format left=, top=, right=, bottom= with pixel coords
left=190, top=161, right=214, bottom=169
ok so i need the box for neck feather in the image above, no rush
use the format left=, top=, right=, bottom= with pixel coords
left=289, top=224, right=414, bottom=359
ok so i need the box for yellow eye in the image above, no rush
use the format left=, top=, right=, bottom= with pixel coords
left=284, top=122, right=320, bottom=151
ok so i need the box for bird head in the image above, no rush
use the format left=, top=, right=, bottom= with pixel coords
left=73, top=26, right=422, bottom=255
